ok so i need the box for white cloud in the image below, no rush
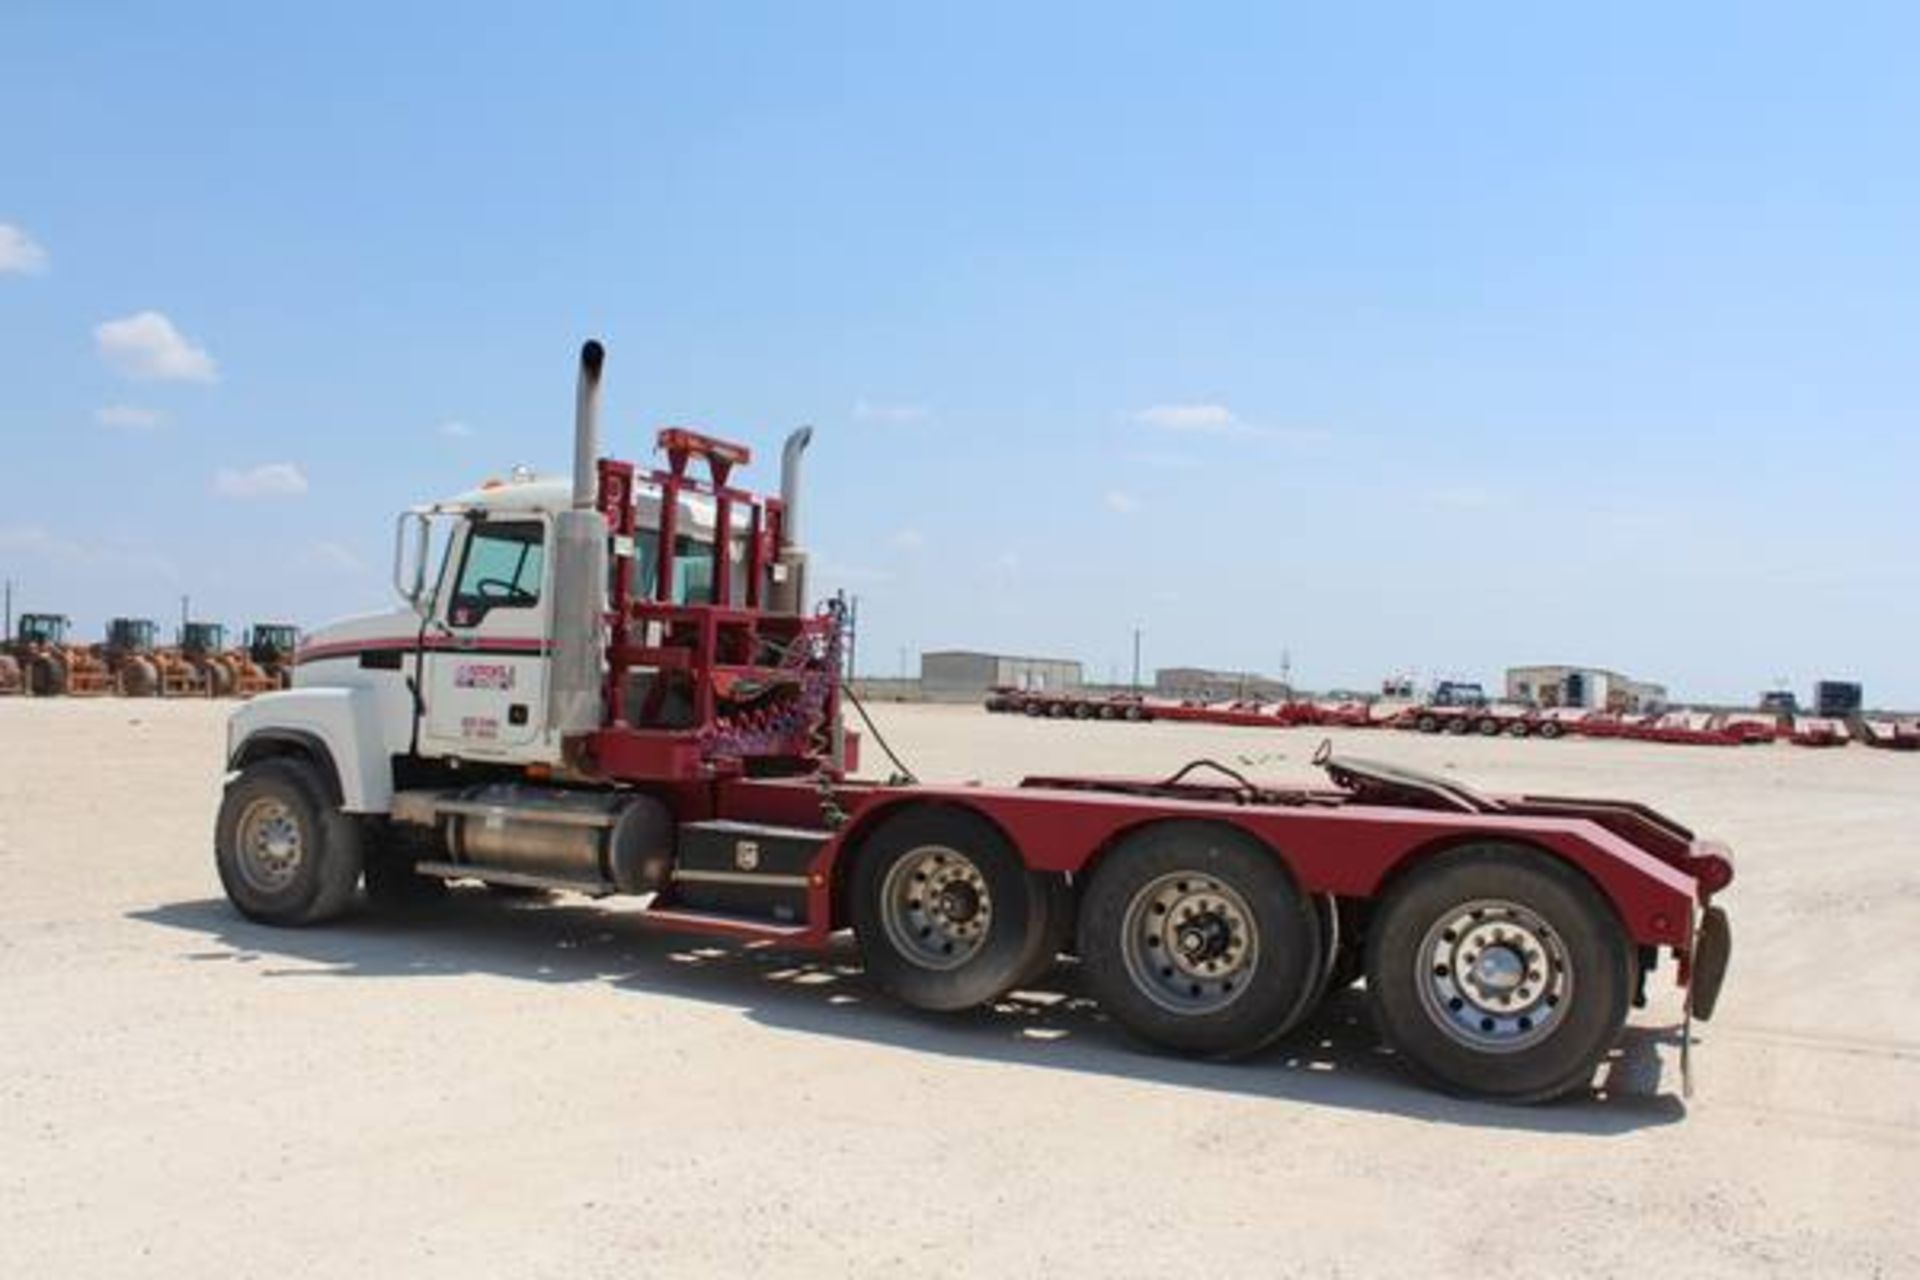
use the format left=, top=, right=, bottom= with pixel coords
left=0, top=524, right=179, bottom=579
left=437, top=419, right=474, bottom=438
left=94, top=311, right=218, bottom=383
left=1133, top=403, right=1329, bottom=445
left=309, top=540, right=365, bottom=572
left=853, top=398, right=930, bottom=425
left=890, top=528, right=926, bottom=551
left=0, top=223, right=49, bottom=275
left=214, top=462, right=308, bottom=499
left=1135, top=403, right=1246, bottom=434
left=816, top=557, right=894, bottom=584
left=1104, top=489, right=1142, bottom=515
left=94, top=404, right=168, bottom=431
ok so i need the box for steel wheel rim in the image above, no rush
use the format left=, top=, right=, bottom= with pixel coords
left=1120, top=872, right=1260, bottom=1015
left=1415, top=898, right=1572, bottom=1053
left=879, top=845, right=992, bottom=971
left=235, top=796, right=305, bottom=893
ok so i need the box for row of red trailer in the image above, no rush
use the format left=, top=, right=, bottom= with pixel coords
left=982, top=687, right=1920, bottom=750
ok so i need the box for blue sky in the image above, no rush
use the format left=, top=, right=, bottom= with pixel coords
left=3, top=2, right=1916, bottom=705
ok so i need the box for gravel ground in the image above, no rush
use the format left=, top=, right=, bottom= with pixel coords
left=2, top=698, right=1916, bottom=1278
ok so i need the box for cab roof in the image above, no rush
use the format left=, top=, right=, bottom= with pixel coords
left=437, top=470, right=741, bottom=533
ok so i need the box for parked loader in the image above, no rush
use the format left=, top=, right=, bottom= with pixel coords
left=99, top=617, right=164, bottom=696
left=244, top=624, right=300, bottom=691
left=171, top=622, right=238, bottom=697
left=3, top=614, right=109, bottom=696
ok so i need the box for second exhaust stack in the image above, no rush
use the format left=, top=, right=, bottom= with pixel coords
left=772, top=425, right=813, bottom=614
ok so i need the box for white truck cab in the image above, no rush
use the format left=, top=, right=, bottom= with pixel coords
left=226, top=470, right=742, bottom=812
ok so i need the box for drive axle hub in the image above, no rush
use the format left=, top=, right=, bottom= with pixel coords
left=1120, top=873, right=1261, bottom=1015
left=879, top=845, right=994, bottom=971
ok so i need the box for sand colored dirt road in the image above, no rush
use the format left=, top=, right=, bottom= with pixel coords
left=2, top=698, right=1916, bottom=1278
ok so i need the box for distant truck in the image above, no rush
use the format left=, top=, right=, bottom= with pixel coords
left=1430, top=680, right=1489, bottom=708
left=1815, top=681, right=1863, bottom=718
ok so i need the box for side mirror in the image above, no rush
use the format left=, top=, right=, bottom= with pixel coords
left=392, top=511, right=431, bottom=613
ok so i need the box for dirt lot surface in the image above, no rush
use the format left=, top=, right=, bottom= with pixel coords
left=3, top=698, right=1916, bottom=1278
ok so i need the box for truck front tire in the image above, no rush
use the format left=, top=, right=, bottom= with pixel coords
left=215, top=757, right=363, bottom=926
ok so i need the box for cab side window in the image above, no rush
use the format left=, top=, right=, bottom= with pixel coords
left=449, top=520, right=545, bottom=626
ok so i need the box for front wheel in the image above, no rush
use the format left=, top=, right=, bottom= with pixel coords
left=27, top=654, right=68, bottom=696
left=206, top=660, right=237, bottom=698
left=1364, top=845, right=1631, bottom=1103
left=215, top=757, right=363, bottom=925
left=116, top=657, right=158, bottom=697
left=851, top=806, right=1056, bottom=1012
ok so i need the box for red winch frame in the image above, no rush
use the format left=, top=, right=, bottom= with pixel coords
left=586, top=429, right=847, bottom=783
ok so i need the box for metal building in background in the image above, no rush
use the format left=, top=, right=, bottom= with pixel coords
left=1506, top=664, right=1667, bottom=713
left=920, top=650, right=1083, bottom=699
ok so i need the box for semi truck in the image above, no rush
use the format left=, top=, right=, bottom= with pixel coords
left=216, top=341, right=1732, bottom=1103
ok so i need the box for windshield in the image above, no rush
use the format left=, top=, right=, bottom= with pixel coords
left=111, top=620, right=155, bottom=649
left=184, top=624, right=226, bottom=650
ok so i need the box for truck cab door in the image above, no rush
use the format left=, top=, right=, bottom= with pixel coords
left=420, top=516, right=552, bottom=759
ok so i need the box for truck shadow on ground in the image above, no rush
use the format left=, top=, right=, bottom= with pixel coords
left=134, top=891, right=1686, bottom=1135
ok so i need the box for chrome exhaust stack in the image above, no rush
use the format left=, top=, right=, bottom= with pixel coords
left=549, top=340, right=611, bottom=738
left=571, top=339, right=605, bottom=509
left=770, top=425, right=813, bottom=613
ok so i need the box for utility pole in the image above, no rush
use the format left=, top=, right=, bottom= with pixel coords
left=180, top=594, right=190, bottom=640
left=3, top=578, right=12, bottom=640
left=1131, top=626, right=1142, bottom=694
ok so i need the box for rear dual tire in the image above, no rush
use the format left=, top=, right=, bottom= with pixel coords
left=851, top=807, right=1066, bottom=1012
left=1364, top=844, right=1630, bottom=1103
left=1077, top=823, right=1323, bottom=1058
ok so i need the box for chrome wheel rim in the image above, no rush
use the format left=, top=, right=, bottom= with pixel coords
left=235, top=796, right=304, bottom=893
left=1416, top=898, right=1572, bottom=1052
left=1121, top=872, right=1260, bottom=1015
left=879, top=845, right=992, bottom=970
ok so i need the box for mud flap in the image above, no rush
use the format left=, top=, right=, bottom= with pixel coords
left=1681, top=905, right=1731, bottom=1099
left=1690, top=906, right=1731, bottom=1021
